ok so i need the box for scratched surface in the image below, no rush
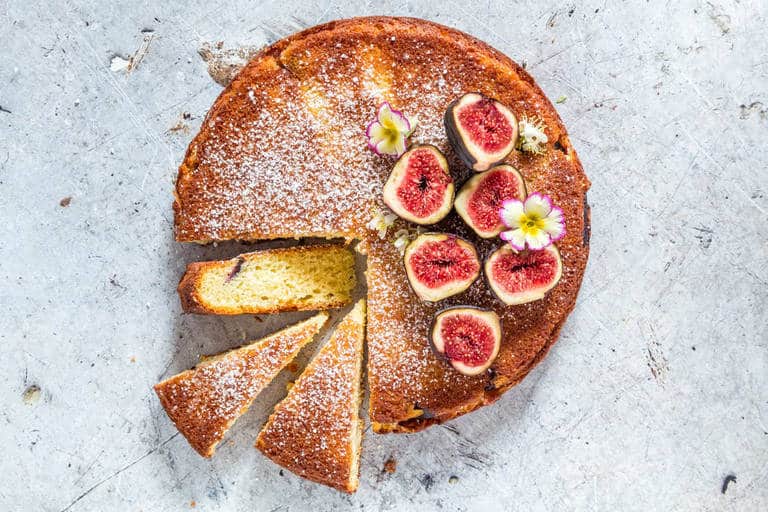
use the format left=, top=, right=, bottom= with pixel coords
left=1, top=1, right=767, bottom=510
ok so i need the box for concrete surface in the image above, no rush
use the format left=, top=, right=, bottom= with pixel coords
left=1, top=1, right=767, bottom=510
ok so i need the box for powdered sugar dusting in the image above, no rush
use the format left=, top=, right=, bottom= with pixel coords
left=257, top=301, right=365, bottom=489
left=175, top=19, right=590, bottom=430
left=155, top=314, right=326, bottom=455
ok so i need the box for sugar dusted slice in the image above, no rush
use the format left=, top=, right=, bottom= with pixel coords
left=256, top=300, right=366, bottom=493
left=154, top=313, right=329, bottom=457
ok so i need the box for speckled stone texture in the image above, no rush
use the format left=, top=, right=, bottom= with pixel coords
left=1, top=1, right=766, bottom=511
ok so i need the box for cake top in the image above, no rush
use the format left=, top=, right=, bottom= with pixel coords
left=174, top=17, right=590, bottom=432
left=174, top=17, right=582, bottom=243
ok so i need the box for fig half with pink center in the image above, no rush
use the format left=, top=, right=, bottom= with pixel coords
left=404, top=233, right=480, bottom=302
left=454, top=164, right=527, bottom=238
left=430, top=307, right=501, bottom=376
left=485, top=244, right=563, bottom=306
left=382, top=145, right=454, bottom=225
left=444, top=93, right=518, bottom=172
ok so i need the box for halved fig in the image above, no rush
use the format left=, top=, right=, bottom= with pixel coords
left=454, top=164, right=527, bottom=238
left=485, top=244, right=563, bottom=305
left=430, top=307, right=502, bottom=376
left=444, top=93, right=518, bottom=172
left=404, top=233, right=480, bottom=302
left=382, top=145, right=454, bottom=225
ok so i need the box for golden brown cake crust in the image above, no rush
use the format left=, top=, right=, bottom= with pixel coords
left=174, top=17, right=590, bottom=433
left=256, top=300, right=366, bottom=493
left=154, top=313, right=328, bottom=457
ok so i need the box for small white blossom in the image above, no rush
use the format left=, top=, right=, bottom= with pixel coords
left=499, top=193, right=565, bottom=251
left=367, top=209, right=397, bottom=239
left=517, top=114, right=548, bottom=155
left=366, top=102, right=418, bottom=157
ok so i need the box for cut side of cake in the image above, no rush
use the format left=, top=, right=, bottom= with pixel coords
left=256, top=300, right=366, bottom=493
left=154, top=312, right=328, bottom=457
left=178, top=244, right=356, bottom=315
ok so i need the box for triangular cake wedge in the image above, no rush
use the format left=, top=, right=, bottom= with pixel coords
left=256, top=300, right=366, bottom=493
left=154, top=313, right=328, bottom=457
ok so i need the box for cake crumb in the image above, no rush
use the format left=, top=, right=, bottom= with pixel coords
left=287, top=362, right=299, bottom=373
left=59, top=196, right=72, bottom=207
left=130, top=356, right=136, bottom=363
left=22, top=385, right=41, bottom=405
left=110, top=32, right=154, bottom=74
left=198, top=42, right=262, bottom=86
left=189, top=500, right=196, bottom=508
left=383, top=456, right=397, bottom=474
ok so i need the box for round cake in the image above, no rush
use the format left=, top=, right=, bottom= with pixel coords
left=174, top=17, right=590, bottom=433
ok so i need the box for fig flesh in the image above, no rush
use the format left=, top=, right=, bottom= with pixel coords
left=444, top=93, right=518, bottom=172
left=430, top=307, right=501, bottom=376
left=404, top=233, right=480, bottom=302
left=382, top=145, right=454, bottom=225
left=454, top=164, right=527, bottom=238
left=485, top=244, right=563, bottom=306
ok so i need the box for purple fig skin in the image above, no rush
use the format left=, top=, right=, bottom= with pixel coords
left=444, top=93, right=518, bottom=172
left=444, top=100, right=479, bottom=169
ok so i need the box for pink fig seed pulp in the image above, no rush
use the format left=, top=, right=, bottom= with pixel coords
left=396, top=149, right=451, bottom=218
left=457, top=99, right=514, bottom=153
left=466, top=169, right=524, bottom=232
left=492, top=249, right=559, bottom=293
left=440, top=314, right=496, bottom=367
left=409, top=238, right=479, bottom=289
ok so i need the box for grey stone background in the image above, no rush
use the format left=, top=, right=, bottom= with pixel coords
left=1, top=1, right=766, bottom=510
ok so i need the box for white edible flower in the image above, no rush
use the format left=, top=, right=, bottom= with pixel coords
left=517, top=114, right=548, bottom=155
left=366, top=102, right=418, bottom=157
left=499, top=193, right=565, bottom=251
left=367, top=209, right=397, bottom=239
left=392, top=229, right=412, bottom=254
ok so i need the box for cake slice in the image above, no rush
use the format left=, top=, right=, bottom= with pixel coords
left=256, top=300, right=366, bottom=493
left=154, top=313, right=328, bottom=457
left=178, top=244, right=356, bottom=315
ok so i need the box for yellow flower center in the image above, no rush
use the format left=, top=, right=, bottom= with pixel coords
left=519, top=213, right=545, bottom=235
left=381, top=120, right=402, bottom=144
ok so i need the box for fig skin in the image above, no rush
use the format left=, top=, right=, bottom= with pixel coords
left=444, top=93, right=518, bottom=172
left=454, top=164, right=527, bottom=238
left=382, top=144, right=454, bottom=225
left=484, top=244, right=563, bottom=306
left=403, top=233, right=480, bottom=302
left=429, top=306, right=502, bottom=376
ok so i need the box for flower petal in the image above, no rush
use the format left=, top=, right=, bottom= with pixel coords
left=375, top=137, right=399, bottom=156
left=377, top=102, right=394, bottom=120
left=379, top=103, right=410, bottom=133
left=405, top=115, right=418, bottom=136
left=392, top=135, right=407, bottom=157
left=541, top=207, right=566, bottom=241
left=525, top=229, right=551, bottom=250
left=365, top=119, right=380, bottom=138
left=499, top=199, right=525, bottom=228
left=367, top=123, right=387, bottom=142
left=524, top=193, right=553, bottom=218
left=501, top=228, right=527, bottom=251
